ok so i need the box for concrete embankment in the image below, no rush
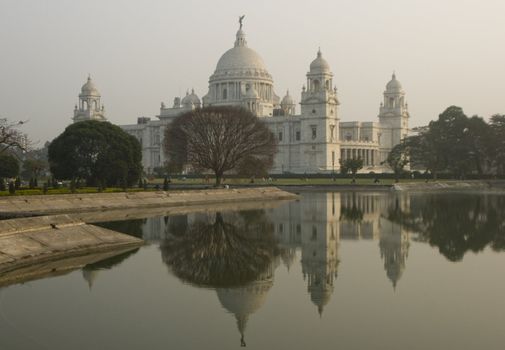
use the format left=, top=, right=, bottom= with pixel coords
left=392, top=180, right=505, bottom=192
left=0, top=187, right=298, bottom=217
left=0, top=215, right=143, bottom=279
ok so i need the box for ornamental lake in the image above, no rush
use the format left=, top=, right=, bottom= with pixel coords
left=1, top=190, right=504, bottom=349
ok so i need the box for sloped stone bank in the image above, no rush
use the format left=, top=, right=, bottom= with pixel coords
left=392, top=180, right=505, bottom=192
left=0, top=214, right=143, bottom=277
left=0, top=187, right=298, bottom=217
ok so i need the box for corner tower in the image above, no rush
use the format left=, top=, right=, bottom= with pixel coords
left=73, top=75, right=106, bottom=123
left=300, top=49, right=340, bottom=173
left=378, top=73, right=409, bottom=159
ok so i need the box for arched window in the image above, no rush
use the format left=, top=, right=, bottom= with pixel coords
left=313, top=79, right=320, bottom=92
left=389, top=97, right=395, bottom=108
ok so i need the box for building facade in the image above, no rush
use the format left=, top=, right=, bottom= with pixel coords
left=111, top=21, right=411, bottom=174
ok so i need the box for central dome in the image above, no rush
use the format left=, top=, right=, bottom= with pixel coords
left=215, top=46, right=268, bottom=73
left=210, top=28, right=272, bottom=81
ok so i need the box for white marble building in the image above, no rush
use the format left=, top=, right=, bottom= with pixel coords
left=103, top=20, right=411, bottom=174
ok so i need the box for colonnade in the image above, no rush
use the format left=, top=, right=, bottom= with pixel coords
left=340, top=148, right=378, bottom=166
left=211, top=81, right=273, bottom=102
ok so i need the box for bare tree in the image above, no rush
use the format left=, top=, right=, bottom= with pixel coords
left=0, top=118, right=30, bottom=155
left=164, top=106, right=277, bottom=186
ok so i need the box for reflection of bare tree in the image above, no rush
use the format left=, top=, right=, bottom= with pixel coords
left=160, top=211, right=278, bottom=288
left=160, top=210, right=280, bottom=347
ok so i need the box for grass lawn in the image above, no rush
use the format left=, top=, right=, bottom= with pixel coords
left=0, top=187, right=150, bottom=197
left=150, top=177, right=423, bottom=186
left=0, top=178, right=433, bottom=196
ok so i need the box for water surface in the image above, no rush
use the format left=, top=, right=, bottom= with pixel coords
left=1, top=191, right=504, bottom=350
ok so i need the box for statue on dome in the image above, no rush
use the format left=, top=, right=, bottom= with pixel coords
left=239, top=15, right=245, bottom=29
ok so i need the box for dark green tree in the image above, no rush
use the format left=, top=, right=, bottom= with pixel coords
left=340, top=158, right=363, bottom=181
left=48, top=121, right=142, bottom=187
left=8, top=181, right=15, bottom=195
left=21, top=158, right=47, bottom=181
left=14, top=176, right=21, bottom=189
left=386, top=143, right=409, bottom=182
left=489, top=114, right=505, bottom=175
left=0, top=153, right=20, bottom=179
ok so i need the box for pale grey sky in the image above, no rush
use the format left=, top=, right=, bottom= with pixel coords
left=1, top=0, right=504, bottom=145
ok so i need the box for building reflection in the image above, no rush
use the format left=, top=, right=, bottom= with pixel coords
left=105, top=193, right=412, bottom=345
left=81, top=248, right=140, bottom=290
left=81, top=190, right=505, bottom=346
left=269, top=191, right=411, bottom=304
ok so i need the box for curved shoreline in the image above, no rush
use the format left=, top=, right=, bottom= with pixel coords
left=0, top=187, right=298, bottom=217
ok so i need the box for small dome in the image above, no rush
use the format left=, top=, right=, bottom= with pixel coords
left=182, top=89, right=201, bottom=106
left=386, top=73, right=403, bottom=92
left=281, top=90, right=294, bottom=106
left=80, top=76, right=100, bottom=96
left=310, top=49, right=331, bottom=73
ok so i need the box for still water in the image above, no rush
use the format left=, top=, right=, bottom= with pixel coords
left=1, top=191, right=505, bottom=350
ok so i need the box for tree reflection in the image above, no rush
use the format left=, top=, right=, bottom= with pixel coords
left=160, top=210, right=279, bottom=288
left=160, top=210, right=280, bottom=346
left=387, top=193, right=505, bottom=261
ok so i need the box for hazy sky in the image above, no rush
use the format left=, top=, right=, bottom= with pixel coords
left=1, top=0, right=504, bottom=145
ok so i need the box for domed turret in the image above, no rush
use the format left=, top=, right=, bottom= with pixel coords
left=73, top=75, right=106, bottom=123
left=281, top=90, right=294, bottom=106
left=386, top=73, right=403, bottom=92
left=181, top=89, right=201, bottom=108
left=309, top=49, right=331, bottom=74
left=280, top=90, right=295, bottom=116
left=80, top=75, right=100, bottom=97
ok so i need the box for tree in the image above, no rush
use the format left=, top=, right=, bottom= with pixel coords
left=404, top=130, right=443, bottom=179
left=340, top=158, right=363, bottom=181
left=236, top=155, right=273, bottom=178
left=21, top=158, right=47, bottom=181
left=0, top=118, right=30, bottom=155
left=489, top=114, right=505, bottom=175
left=0, top=153, right=20, bottom=179
left=404, top=106, right=493, bottom=179
left=164, top=106, right=277, bottom=186
left=386, top=143, right=409, bottom=182
left=48, top=121, right=142, bottom=187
